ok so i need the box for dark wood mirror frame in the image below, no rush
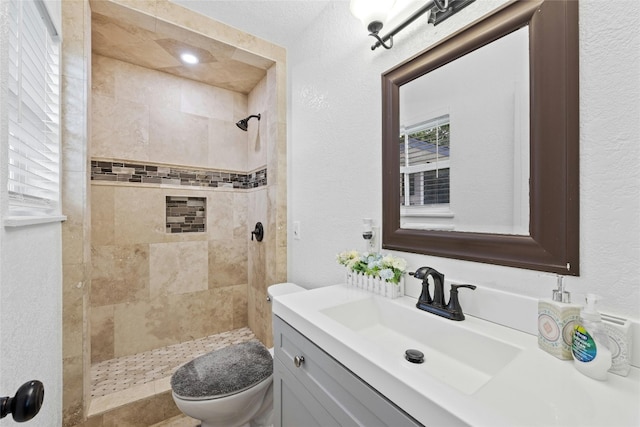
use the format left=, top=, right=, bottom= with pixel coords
left=382, top=0, right=579, bottom=275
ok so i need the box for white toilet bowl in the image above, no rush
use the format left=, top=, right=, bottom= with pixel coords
left=172, top=373, right=273, bottom=427
left=171, top=341, right=274, bottom=427
left=171, top=283, right=305, bottom=427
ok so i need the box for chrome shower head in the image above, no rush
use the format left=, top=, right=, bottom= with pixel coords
left=236, top=114, right=261, bottom=131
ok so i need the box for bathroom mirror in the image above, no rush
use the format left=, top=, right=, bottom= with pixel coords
left=382, top=0, right=579, bottom=275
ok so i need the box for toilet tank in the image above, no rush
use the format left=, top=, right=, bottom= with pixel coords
left=267, top=283, right=306, bottom=301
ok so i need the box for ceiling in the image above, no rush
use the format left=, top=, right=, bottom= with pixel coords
left=169, top=0, right=335, bottom=49
left=90, top=2, right=279, bottom=94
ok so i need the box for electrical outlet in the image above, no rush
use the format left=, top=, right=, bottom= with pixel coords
left=293, top=221, right=301, bottom=240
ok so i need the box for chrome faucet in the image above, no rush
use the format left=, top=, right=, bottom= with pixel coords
left=410, top=267, right=476, bottom=321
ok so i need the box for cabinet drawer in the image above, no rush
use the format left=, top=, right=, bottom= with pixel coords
left=273, top=316, right=422, bottom=427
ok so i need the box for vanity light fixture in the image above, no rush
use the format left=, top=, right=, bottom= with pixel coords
left=180, top=52, right=199, bottom=64
left=350, top=0, right=476, bottom=51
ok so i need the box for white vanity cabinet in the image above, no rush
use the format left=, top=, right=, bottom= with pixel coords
left=273, top=315, right=422, bottom=427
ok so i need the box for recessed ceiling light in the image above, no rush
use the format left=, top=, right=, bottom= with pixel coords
left=180, top=52, right=199, bottom=64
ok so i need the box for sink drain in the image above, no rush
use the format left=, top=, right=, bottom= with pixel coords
left=404, top=349, right=424, bottom=364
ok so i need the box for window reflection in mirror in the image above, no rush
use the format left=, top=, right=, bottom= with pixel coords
left=399, top=115, right=452, bottom=230
left=398, top=27, right=529, bottom=235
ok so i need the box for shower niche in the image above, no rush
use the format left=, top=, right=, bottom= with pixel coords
left=166, top=196, right=206, bottom=233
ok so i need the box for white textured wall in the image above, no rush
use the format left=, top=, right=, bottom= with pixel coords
left=0, top=0, right=63, bottom=424
left=287, top=0, right=640, bottom=320
left=0, top=224, right=63, bottom=426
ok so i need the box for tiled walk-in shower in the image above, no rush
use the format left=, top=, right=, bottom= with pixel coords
left=89, top=327, right=256, bottom=416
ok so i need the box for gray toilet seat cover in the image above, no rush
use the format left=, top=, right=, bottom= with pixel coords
left=171, top=340, right=272, bottom=400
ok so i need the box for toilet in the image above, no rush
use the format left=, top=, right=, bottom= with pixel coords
left=171, top=283, right=305, bottom=427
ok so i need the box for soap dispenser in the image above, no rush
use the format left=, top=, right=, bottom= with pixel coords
left=572, top=294, right=612, bottom=380
left=537, top=276, right=580, bottom=359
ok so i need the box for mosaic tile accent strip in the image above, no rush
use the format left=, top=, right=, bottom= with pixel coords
left=91, top=160, right=267, bottom=189
left=91, top=327, right=257, bottom=398
left=166, top=196, right=206, bottom=233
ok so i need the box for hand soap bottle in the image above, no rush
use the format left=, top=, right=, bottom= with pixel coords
left=538, top=276, right=580, bottom=359
left=572, top=294, right=612, bottom=380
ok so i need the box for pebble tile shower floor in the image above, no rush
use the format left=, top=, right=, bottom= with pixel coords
left=91, top=327, right=257, bottom=398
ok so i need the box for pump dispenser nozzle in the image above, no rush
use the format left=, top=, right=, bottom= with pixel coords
left=552, top=275, right=571, bottom=303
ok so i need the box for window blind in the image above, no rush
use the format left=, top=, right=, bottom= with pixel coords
left=7, top=0, right=61, bottom=215
left=400, top=115, right=451, bottom=207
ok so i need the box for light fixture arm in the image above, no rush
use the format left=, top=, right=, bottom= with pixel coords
left=369, top=0, right=475, bottom=51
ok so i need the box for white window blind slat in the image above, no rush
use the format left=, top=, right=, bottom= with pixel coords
left=6, top=0, right=61, bottom=216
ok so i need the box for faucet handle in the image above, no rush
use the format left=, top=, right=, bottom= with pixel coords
left=446, top=284, right=476, bottom=321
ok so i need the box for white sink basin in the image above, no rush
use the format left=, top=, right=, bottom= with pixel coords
left=320, top=296, right=522, bottom=394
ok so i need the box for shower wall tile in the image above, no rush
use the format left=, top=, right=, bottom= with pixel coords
left=208, top=239, right=248, bottom=288
left=91, top=244, right=150, bottom=307
left=149, top=241, right=208, bottom=297
left=209, top=118, right=247, bottom=172
left=207, top=192, right=234, bottom=240
left=92, top=93, right=150, bottom=161
left=180, top=78, right=235, bottom=121
left=91, top=305, right=115, bottom=363
left=62, top=263, right=86, bottom=358
left=233, top=192, right=248, bottom=239
left=232, top=284, right=249, bottom=329
left=247, top=75, right=268, bottom=172
left=92, top=54, right=250, bottom=172
left=91, top=55, right=115, bottom=97
left=113, top=58, right=181, bottom=110
left=113, top=187, right=167, bottom=245
left=112, top=288, right=233, bottom=357
left=91, top=185, right=115, bottom=246
left=149, top=106, right=209, bottom=167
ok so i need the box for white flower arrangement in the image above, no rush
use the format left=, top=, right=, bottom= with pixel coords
left=336, top=250, right=407, bottom=284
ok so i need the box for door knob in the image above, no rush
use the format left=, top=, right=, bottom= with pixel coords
left=293, top=355, right=305, bottom=368
left=0, top=380, right=44, bottom=422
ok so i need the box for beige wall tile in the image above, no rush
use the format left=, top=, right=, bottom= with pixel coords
left=91, top=55, right=115, bottom=98
left=91, top=244, right=149, bottom=307
left=247, top=75, right=268, bottom=172
left=149, top=106, right=209, bottom=167
left=63, top=355, right=85, bottom=426
left=180, top=79, right=235, bottom=121
left=91, top=305, right=115, bottom=363
left=91, top=185, right=115, bottom=246
left=110, top=57, right=181, bottom=110
left=91, top=244, right=150, bottom=307
left=232, top=284, right=248, bottom=329
left=208, top=118, right=247, bottom=172
left=149, top=241, right=208, bottom=297
left=207, top=192, right=234, bottom=240
left=233, top=192, right=248, bottom=239
left=208, top=239, right=248, bottom=288
left=91, top=94, right=150, bottom=161
left=89, top=0, right=157, bottom=34
left=113, top=187, right=165, bottom=244
left=63, top=265, right=86, bottom=359
left=101, top=391, right=177, bottom=427
left=113, top=288, right=233, bottom=356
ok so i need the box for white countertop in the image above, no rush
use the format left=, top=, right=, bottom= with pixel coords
left=271, top=284, right=640, bottom=427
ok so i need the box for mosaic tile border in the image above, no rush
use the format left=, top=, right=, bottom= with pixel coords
left=91, top=160, right=267, bottom=189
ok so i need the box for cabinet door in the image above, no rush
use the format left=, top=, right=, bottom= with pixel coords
left=274, top=357, right=341, bottom=427
left=273, top=316, right=422, bottom=427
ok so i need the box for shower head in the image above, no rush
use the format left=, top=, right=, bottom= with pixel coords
left=236, top=114, right=261, bottom=131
